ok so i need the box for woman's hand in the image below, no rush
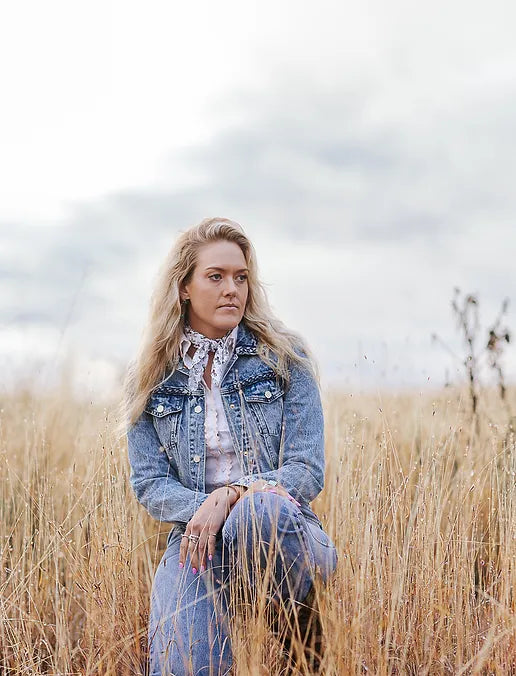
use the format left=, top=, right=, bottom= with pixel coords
left=179, top=481, right=301, bottom=574
left=246, top=480, right=301, bottom=507
left=179, top=485, right=241, bottom=573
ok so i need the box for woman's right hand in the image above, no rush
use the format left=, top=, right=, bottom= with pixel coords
left=180, top=481, right=301, bottom=574
left=180, top=485, right=240, bottom=574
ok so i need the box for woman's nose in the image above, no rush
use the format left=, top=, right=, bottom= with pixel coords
left=223, top=278, right=237, bottom=295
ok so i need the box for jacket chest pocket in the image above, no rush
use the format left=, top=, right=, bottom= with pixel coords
left=145, top=393, right=185, bottom=455
left=242, top=378, right=284, bottom=436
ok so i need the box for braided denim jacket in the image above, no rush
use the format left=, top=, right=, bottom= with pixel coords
left=126, top=321, right=326, bottom=534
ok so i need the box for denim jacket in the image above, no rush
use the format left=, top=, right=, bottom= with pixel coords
left=126, top=321, right=326, bottom=533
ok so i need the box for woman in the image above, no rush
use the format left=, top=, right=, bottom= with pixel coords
left=124, top=217, right=337, bottom=675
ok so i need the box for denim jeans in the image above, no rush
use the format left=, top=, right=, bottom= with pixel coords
left=148, top=492, right=338, bottom=676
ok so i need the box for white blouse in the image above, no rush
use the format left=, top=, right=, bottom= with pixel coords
left=179, top=326, right=242, bottom=492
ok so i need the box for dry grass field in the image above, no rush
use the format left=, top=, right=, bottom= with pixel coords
left=1, top=375, right=515, bottom=674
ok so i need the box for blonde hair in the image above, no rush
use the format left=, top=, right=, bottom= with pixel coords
left=120, top=217, right=318, bottom=431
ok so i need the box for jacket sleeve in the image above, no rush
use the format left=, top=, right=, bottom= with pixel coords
left=231, top=355, right=325, bottom=504
left=127, top=409, right=210, bottom=524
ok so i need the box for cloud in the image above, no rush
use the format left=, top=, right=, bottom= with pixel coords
left=57, top=66, right=514, bottom=255
left=1, top=56, right=515, bottom=394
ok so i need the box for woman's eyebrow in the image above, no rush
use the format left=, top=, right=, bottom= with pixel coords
left=204, top=266, right=249, bottom=272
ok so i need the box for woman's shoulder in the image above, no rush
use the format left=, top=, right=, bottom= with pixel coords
left=253, top=338, right=318, bottom=390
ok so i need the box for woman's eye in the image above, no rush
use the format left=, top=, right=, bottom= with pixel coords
left=208, top=273, right=247, bottom=282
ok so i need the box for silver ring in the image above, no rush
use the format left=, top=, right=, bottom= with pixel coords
left=181, top=534, right=189, bottom=539
left=188, top=534, right=200, bottom=542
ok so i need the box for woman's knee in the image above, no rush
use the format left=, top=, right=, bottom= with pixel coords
left=222, top=490, right=301, bottom=549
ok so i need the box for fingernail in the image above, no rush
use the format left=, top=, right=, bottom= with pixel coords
left=268, top=488, right=278, bottom=494
left=192, top=567, right=197, bottom=575
left=200, top=565, right=205, bottom=573
left=295, top=501, right=301, bottom=506
left=178, top=562, right=183, bottom=568
left=208, top=554, right=213, bottom=561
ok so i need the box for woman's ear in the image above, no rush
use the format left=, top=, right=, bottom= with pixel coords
left=178, top=281, right=189, bottom=302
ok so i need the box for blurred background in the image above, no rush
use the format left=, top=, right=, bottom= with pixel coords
left=1, top=0, right=515, bottom=401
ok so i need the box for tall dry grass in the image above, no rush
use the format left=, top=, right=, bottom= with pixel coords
left=1, top=376, right=515, bottom=674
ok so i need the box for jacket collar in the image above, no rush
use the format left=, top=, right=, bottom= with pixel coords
left=235, top=320, right=259, bottom=354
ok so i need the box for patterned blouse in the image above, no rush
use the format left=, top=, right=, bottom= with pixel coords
left=179, top=326, right=242, bottom=492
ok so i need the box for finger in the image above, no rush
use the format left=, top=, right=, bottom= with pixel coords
left=249, top=481, right=295, bottom=504
left=197, top=527, right=210, bottom=573
left=262, top=484, right=301, bottom=506
left=276, top=486, right=293, bottom=499
left=208, top=532, right=216, bottom=563
left=277, top=484, right=302, bottom=505
left=188, top=537, right=199, bottom=573
left=188, top=533, right=200, bottom=575
left=271, top=482, right=289, bottom=496
left=280, top=488, right=301, bottom=506
left=179, top=529, right=190, bottom=568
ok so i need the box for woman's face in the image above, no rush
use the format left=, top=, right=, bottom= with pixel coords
left=180, top=240, right=249, bottom=339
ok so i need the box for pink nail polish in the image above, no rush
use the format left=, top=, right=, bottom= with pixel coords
left=268, top=488, right=278, bottom=494
left=208, top=554, right=213, bottom=561
left=200, top=565, right=205, bottom=573
left=192, top=567, right=197, bottom=575
left=178, top=562, right=183, bottom=569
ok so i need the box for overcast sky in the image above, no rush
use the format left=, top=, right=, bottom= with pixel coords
left=1, top=0, right=515, bottom=399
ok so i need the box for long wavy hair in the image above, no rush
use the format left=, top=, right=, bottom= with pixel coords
left=120, top=217, right=319, bottom=431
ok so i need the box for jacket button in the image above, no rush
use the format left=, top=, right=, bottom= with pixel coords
left=159, top=445, right=165, bottom=452
left=193, top=454, right=201, bottom=462
left=264, top=391, right=272, bottom=399
left=156, top=404, right=164, bottom=412
left=194, top=405, right=202, bottom=413
left=229, top=403, right=235, bottom=409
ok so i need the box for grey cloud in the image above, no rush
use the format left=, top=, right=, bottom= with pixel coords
left=28, top=72, right=513, bottom=254
left=1, top=69, right=515, bottom=389
left=173, top=75, right=516, bottom=245
left=72, top=78, right=508, bottom=251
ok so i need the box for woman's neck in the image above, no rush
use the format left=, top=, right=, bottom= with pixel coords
left=185, top=321, right=230, bottom=340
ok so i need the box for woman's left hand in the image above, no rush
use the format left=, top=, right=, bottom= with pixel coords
left=246, top=480, right=301, bottom=507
